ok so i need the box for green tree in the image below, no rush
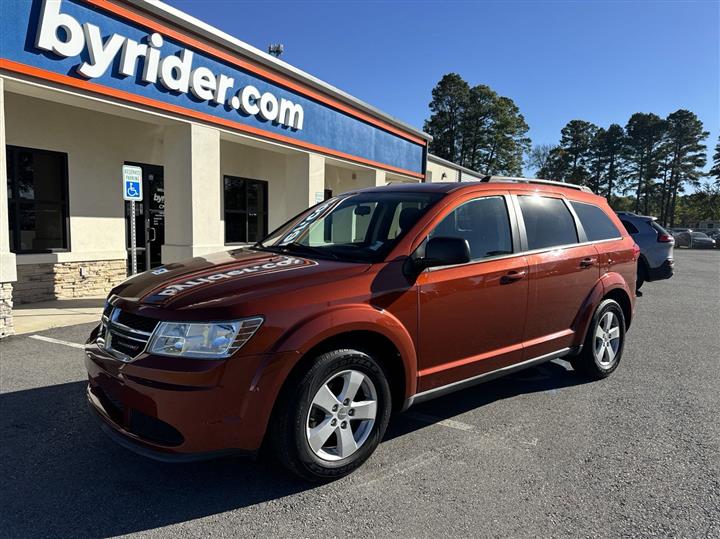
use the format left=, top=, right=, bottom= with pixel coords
left=674, top=182, right=720, bottom=226
left=424, top=75, right=530, bottom=175
left=477, top=96, right=530, bottom=175
left=526, top=144, right=555, bottom=175
left=558, top=120, right=598, bottom=184
left=623, top=113, right=667, bottom=214
left=658, top=109, right=708, bottom=226
left=538, top=146, right=570, bottom=180
left=424, top=73, right=470, bottom=163
left=459, top=84, right=497, bottom=168
left=588, top=124, right=626, bottom=198
left=709, top=136, right=720, bottom=182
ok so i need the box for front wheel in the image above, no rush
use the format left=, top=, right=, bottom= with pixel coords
left=570, top=298, right=626, bottom=379
left=270, top=349, right=392, bottom=481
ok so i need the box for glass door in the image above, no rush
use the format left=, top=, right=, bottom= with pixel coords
left=224, top=176, right=268, bottom=244
left=124, top=162, right=164, bottom=274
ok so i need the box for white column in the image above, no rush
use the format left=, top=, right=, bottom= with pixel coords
left=285, top=152, right=325, bottom=216
left=161, top=123, right=224, bottom=263
left=0, top=77, right=17, bottom=284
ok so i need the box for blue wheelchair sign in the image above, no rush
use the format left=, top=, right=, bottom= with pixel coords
left=122, top=165, right=143, bottom=201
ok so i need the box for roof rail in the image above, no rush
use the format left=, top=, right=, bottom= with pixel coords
left=480, top=175, right=594, bottom=193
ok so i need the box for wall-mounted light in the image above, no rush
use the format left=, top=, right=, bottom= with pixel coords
left=441, top=172, right=447, bottom=180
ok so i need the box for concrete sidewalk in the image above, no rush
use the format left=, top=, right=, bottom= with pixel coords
left=12, top=297, right=104, bottom=335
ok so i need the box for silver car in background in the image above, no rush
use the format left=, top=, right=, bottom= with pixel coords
left=616, top=212, right=674, bottom=290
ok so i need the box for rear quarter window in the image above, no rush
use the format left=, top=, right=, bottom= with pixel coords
left=620, top=219, right=639, bottom=235
left=570, top=201, right=622, bottom=241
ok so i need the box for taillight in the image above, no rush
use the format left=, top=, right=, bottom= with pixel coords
left=632, top=242, right=641, bottom=260
left=657, top=234, right=673, bottom=243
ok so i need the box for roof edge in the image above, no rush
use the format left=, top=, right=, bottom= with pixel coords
left=123, top=0, right=431, bottom=141
left=427, top=153, right=484, bottom=177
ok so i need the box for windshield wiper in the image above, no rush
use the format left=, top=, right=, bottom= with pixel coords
left=276, top=242, right=340, bottom=260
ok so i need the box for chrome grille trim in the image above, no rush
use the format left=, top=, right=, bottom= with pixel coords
left=98, top=307, right=156, bottom=362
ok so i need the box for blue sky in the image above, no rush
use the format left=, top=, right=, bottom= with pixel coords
left=166, top=0, right=719, bottom=169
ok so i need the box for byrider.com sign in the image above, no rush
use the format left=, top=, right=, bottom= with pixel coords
left=0, top=0, right=424, bottom=176
left=36, top=1, right=303, bottom=129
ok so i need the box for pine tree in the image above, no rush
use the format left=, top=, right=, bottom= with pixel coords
left=479, top=96, right=530, bottom=175
left=424, top=75, right=530, bottom=175
left=424, top=73, right=470, bottom=163
left=558, top=120, right=598, bottom=184
left=588, top=124, right=626, bottom=199
left=659, top=110, right=708, bottom=226
left=623, top=113, right=666, bottom=214
left=709, top=136, right=720, bottom=182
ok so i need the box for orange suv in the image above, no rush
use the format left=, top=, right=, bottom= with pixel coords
left=85, top=177, right=638, bottom=480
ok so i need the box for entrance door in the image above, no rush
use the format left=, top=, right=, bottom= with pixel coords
left=124, top=163, right=164, bottom=274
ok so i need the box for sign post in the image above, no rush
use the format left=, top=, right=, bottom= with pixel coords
left=122, top=165, right=143, bottom=275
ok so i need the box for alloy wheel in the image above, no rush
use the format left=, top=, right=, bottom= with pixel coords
left=593, top=311, right=621, bottom=367
left=305, top=369, right=378, bottom=461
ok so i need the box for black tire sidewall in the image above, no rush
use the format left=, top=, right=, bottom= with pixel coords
left=276, top=349, right=392, bottom=481
left=585, top=298, right=626, bottom=376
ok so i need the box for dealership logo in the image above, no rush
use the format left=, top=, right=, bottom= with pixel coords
left=34, top=0, right=305, bottom=130
left=151, top=256, right=316, bottom=298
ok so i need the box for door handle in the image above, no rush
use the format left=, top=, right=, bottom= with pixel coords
left=148, top=227, right=156, bottom=243
left=580, top=257, right=596, bottom=268
left=500, top=270, right=527, bottom=284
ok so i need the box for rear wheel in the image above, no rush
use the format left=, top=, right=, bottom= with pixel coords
left=270, top=349, right=392, bottom=481
left=571, top=299, right=625, bottom=379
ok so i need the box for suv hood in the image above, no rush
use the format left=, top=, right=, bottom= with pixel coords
left=112, top=248, right=370, bottom=310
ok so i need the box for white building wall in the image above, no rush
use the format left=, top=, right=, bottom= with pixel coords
left=426, top=160, right=460, bottom=183
left=4, top=92, right=165, bottom=264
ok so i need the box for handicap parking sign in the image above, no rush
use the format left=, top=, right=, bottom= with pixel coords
left=122, top=165, right=143, bottom=201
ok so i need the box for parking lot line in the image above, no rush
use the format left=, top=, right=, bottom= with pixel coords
left=29, top=335, right=86, bottom=350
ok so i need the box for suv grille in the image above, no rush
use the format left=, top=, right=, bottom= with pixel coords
left=98, top=306, right=159, bottom=362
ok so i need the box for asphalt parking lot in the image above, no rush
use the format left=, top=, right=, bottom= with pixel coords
left=1, top=249, right=718, bottom=538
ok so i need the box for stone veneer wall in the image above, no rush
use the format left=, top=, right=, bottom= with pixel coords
left=0, top=282, right=13, bottom=338
left=14, top=259, right=127, bottom=304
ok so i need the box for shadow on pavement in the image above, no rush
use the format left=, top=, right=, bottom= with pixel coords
left=0, top=360, right=587, bottom=537
left=386, top=359, right=589, bottom=440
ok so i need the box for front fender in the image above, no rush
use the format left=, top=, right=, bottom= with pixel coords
left=238, top=305, right=418, bottom=442
left=271, top=304, right=418, bottom=399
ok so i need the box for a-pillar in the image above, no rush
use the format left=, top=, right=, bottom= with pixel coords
left=161, top=123, right=225, bottom=263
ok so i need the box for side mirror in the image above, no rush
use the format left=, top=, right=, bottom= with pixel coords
left=414, top=236, right=470, bottom=271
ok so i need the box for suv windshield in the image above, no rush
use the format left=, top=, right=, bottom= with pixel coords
left=255, top=191, right=442, bottom=263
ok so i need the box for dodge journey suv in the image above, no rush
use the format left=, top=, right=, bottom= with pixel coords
left=85, top=178, right=638, bottom=480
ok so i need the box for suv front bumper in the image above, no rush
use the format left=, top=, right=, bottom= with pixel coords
left=84, top=336, right=299, bottom=460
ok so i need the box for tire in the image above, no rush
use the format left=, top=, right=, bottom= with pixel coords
left=570, top=298, right=626, bottom=380
left=270, top=348, right=392, bottom=482
left=636, top=262, right=647, bottom=291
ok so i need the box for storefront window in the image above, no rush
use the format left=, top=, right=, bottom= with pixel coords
left=224, top=176, right=268, bottom=244
left=6, top=146, right=69, bottom=253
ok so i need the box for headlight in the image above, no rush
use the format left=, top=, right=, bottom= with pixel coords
left=147, top=317, right=263, bottom=359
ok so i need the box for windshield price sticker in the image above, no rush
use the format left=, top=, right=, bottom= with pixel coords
left=279, top=198, right=343, bottom=246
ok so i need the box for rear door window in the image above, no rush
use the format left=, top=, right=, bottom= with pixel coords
left=570, top=201, right=622, bottom=241
left=429, top=196, right=513, bottom=260
left=518, top=196, right=578, bottom=250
